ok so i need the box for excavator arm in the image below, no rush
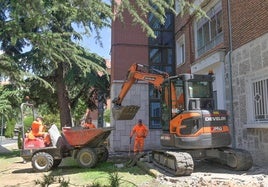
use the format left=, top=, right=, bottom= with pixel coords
left=112, top=63, right=169, bottom=120
left=112, top=63, right=168, bottom=107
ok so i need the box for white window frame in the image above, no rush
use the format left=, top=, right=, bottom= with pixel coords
left=246, top=71, right=268, bottom=128
left=176, top=35, right=185, bottom=66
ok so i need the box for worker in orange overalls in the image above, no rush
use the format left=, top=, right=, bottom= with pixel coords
left=130, top=119, right=149, bottom=154
left=27, top=117, right=51, bottom=146
left=82, top=117, right=96, bottom=129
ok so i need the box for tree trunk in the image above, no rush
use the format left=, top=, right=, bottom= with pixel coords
left=55, top=62, right=72, bottom=127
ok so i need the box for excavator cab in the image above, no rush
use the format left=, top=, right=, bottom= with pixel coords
left=160, top=74, right=215, bottom=130
left=184, top=74, right=215, bottom=111
left=160, top=74, right=231, bottom=149
left=163, top=74, right=214, bottom=112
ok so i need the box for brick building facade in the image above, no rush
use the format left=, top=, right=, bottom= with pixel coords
left=110, top=10, right=163, bottom=151
left=110, top=0, right=268, bottom=166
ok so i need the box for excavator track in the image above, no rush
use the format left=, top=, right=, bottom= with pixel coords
left=205, top=147, right=253, bottom=171
left=227, top=148, right=253, bottom=170
left=152, top=150, right=194, bottom=176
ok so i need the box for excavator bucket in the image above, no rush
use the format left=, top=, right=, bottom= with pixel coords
left=112, top=105, right=140, bottom=120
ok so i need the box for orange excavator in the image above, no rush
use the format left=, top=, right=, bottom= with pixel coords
left=112, top=63, right=253, bottom=176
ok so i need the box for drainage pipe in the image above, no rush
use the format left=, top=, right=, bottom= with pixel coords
left=227, top=0, right=235, bottom=148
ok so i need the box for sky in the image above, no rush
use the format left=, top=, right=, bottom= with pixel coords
left=78, top=27, right=111, bottom=60
left=19, top=26, right=112, bottom=59
left=4, top=26, right=112, bottom=61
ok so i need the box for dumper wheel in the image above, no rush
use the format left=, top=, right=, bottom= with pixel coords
left=52, top=159, right=62, bottom=168
left=98, top=147, right=109, bottom=162
left=32, top=152, right=53, bottom=172
left=77, top=148, right=97, bottom=168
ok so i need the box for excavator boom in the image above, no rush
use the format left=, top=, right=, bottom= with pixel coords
left=112, top=63, right=168, bottom=120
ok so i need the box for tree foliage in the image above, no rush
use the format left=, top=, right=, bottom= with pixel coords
left=1, top=0, right=111, bottom=126
left=0, top=84, right=24, bottom=119
left=0, top=0, right=204, bottom=127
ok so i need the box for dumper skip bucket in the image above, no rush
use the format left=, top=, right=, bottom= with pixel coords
left=112, top=105, right=140, bottom=120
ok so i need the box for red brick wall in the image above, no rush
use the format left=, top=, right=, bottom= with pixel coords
left=112, top=0, right=268, bottom=78
left=221, top=0, right=230, bottom=51
left=230, top=0, right=268, bottom=50
left=111, top=11, right=148, bottom=81
left=174, top=13, right=194, bottom=74
left=173, top=0, right=233, bottom=69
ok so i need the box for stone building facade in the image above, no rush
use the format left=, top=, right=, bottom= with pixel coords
left=229, top=33, right=268, bottom=166
left=224, top=0, right=268, bottom=166
left=110, top=83, right=162, bottom=151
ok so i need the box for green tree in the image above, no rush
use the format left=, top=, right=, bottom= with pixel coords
left=1, top=1, right=110, bottom=127
left=0, top=84, right=23, bottom=119
left=0, top=84, right=25, bottom=138
left=0, top=86, right=13, bottom=120
left=104, top=109, right=111, bottom=124
left=0, top=0, right=204, bottom=127
left=5, top=118, right=15, bottom=138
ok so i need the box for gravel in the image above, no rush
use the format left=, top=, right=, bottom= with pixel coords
left=136, top=156, right=268, bottom=187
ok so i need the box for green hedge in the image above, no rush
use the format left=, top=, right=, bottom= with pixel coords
left=5, top=119, right=15, bottom=138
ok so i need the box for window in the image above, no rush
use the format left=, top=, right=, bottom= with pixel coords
left=150, top=48, right=161, bottom=64
left=196, top=1, right=223, bottom=57
left=150, top=102, right=161, bottom=117
left=188, top=81, right=213, bottom=98
left=150, top=102, right=162, bottom=129
left=148, top=11, right=175, bottom=129
left=176, top=35, right=185, bottom=66
left=252, top=79, right=268, bottom=122
left=149, top=85, right=160, bottom=99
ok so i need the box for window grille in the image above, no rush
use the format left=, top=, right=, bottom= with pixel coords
left=253, top=79, right=268, bottom=121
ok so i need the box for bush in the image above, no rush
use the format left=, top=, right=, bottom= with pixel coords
left=23, top=116, right=34, bottom=132
left=42, top=113, right=61, bottom=129
left=104, top=109, right=111, bottom=123
left=5, top=119, right=15, bottom=138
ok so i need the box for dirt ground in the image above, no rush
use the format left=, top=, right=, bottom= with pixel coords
left=1, top=143, right=268, bottom=187
left=145, top=160, right=268, bottom=187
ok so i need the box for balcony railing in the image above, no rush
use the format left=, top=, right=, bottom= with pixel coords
left=197, top=32, right=224, bottom=57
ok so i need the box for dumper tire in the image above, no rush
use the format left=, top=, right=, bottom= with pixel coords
left=32, top=152, right=53, bottom=172
left=77, top=148, right=97, bottom=168
left=98, top=147, right=109, bottom=162
left=52, top=159, right=62, bottom=168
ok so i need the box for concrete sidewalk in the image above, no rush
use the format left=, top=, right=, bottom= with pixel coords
left=0, top=136, right=18, bottom=153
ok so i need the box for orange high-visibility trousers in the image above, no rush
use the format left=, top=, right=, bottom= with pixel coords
left=134, top=137, right=145, bottom=153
